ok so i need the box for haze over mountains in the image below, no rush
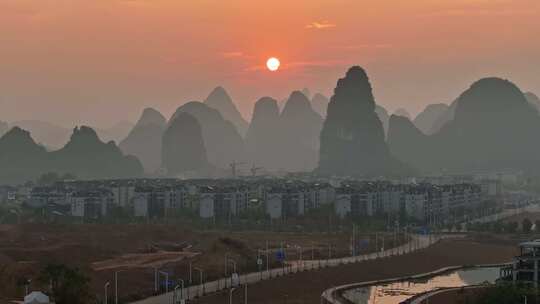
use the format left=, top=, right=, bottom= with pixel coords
left=279, top=91, right=323, bottom=172
left=318, top=66, right=407, bottom=176
left=162, top=112, right=209, bottom=175
left=413, top=103, right=450, bottom=135
left=245, top=97, right=281, bottom=171
left=2, top=65, right=540, bottom=183
left=0, top=120, right=133, bottom=150
left=389, top=78, right=540, bottom=174
left=119, top=108, right=167, bottom=173
left=204, top=87, right=249, bottom=137
left=170, top=101, right=245, bottom=170
left=0, top=126, right=142, bottom=184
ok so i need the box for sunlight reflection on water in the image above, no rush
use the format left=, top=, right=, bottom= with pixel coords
left=343, top=267, right=500, bottom=304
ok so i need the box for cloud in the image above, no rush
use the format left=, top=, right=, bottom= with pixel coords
left=305, top=21, right=336, bottom=29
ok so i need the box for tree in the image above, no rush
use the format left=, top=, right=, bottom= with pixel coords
left=37, top=172, right=77, bottom=185
left=522, top=218, right=533, bottom=233
left=477, top=284, right=534, bottom=304
left=506, top=221, right=518, bottom=233
left=39, top=264, right=92, bottom=304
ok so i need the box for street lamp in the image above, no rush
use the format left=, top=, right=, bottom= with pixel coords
left=173, top=279, right=184, bottom=304
left=228, top=259, right=237, bottom=287
left=228, top=259, right=237, bottom=274
left=104, top=281, right=110, bottom=304
left=177, top=279, right=184, bottom=301
left=229, top=287, right=236, bottom=304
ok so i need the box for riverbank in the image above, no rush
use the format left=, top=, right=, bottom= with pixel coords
left=188, top=237, right=517, bottom=304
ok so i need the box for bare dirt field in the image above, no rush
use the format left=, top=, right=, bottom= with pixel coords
left=0, top=224, right=385, bottom=303
left=190, top=238, right=519, bottom=304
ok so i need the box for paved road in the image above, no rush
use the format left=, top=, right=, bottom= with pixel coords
left=131, top=234, right=439, bottom=304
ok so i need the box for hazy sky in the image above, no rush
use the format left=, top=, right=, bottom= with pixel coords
left=1, top=0, right=539, bottom=127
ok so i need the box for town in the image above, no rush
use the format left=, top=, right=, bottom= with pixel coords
left=2, top=173, right=532, bottom=228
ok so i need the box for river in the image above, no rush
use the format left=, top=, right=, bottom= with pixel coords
left=342, top=266, right=501, bottom=304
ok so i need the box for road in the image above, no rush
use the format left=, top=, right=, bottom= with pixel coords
left=131, top=234, right=439, bottom=304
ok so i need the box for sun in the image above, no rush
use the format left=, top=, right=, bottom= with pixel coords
left=266, top=57, right=280, bottom=71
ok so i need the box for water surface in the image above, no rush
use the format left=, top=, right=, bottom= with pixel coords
left=342, top=267, right=500, bottom=304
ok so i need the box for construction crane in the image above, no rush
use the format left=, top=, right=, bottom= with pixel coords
left=229, top=161, right=246, bottom=178
left=250, top=164, right=264, bottom=177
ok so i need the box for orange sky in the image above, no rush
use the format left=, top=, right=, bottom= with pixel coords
left=1, top=0, right=539, bottom=127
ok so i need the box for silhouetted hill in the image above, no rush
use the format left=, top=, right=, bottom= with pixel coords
left=301, top=88, right=312, bottom=99
left=170, top=101, right=245, bottom=169
left=245, top=97, right=281, bottom=170
left=311, top=93, right=329, bottom=117
left=429, top=99, right=458, bottom=134
left=0, top=127, right=48, bottom=184
left=525, top=92, right=540, bottom=113
left=0, top=121, right=8, bottom=137
left=96, top=121, right=134, bottom=143
left=318, top=66, right=407, bottom=176
left=393, top=108, right=412, bottom=120
left=389, top=77, right=540, bottom=173
left=9, top=120, right=70, bottom=150
left=162, top=112, right=208, bottom=176
left=0, top=126, right=142, bottom=183
left=49, top=126, right=143, bottom=179
left=204, top=86, right=248, bottom=137
left=413, top=103, right=449, bottom=135
left=279, top=91, right=323, bottom=171
left=375, top=105, right=390, bottom=136
left=388, top=115, right=432, bottom=170
left=119, top=108, right=166, bottom=173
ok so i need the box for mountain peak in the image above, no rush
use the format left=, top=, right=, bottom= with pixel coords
left=319, top=66, right=404, bottom=176
left=454, top=77, right=529, bottom=125
left=204, top=86, right=248, bottom=137
left=413, top=103, right=449, bottom=135
left=393, top=108, right=412, bottom=120
left=282, top=91, right=313, bottom=116
left=138, top=107, right=166, bottom=127
left=311, top=93, right=329, bottom=117
left=0, top=126, right=40, bottom=148
left=0, top=126, right=47, bottom=161
left=162, top=112, right=208, bottom=175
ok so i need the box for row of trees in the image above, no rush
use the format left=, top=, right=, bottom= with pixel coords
left=468, top=218, right=540, bottom=233
left=18, top=264, right=93, bottom=304
left=477, top=283, right=537, bottom=304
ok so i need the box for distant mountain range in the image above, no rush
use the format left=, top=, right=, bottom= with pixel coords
left=3, top=120, right=133, bottom=150
left=204, top=86, right=249, bottom=137
left=389, top=78, right=540, bottom=174
left=119, top=108, right=166, bottom=173
left=2, top=70, right=540, bottom=182
left=0, top=126, right=142, bottom=184
left=413, top=103, right=449, bottom=135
